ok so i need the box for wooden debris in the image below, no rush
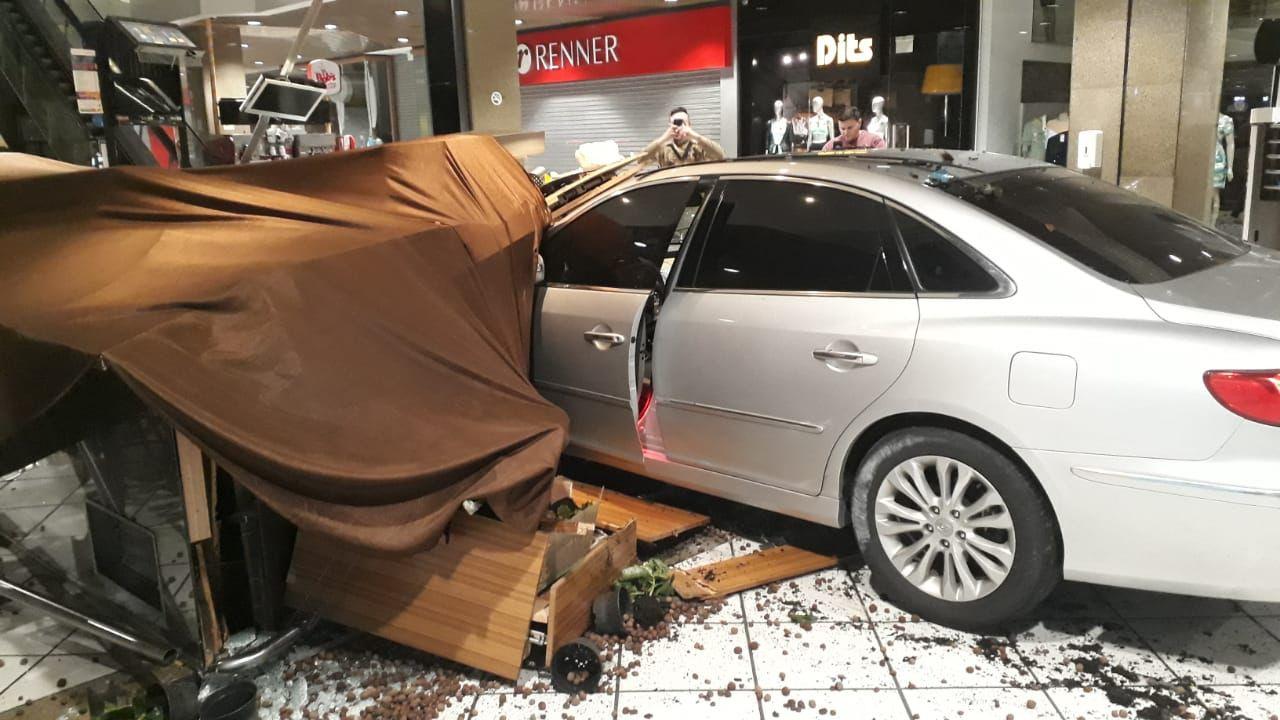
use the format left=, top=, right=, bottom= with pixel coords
left=286, top=512, right=548, bottom=680
left=546, top=520, right=637, bottom=664
left=671, top=545, right=838, bottom=600
left=569, top=482, right=709, bottom=543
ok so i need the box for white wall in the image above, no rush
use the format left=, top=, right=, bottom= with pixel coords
left=975, top=0, right=1074, bottom=155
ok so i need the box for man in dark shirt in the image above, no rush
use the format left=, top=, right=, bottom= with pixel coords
left=823, top=108, right=887, bottom=151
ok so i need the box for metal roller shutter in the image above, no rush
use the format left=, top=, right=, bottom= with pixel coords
left=521, top=69, right=722, bottom=174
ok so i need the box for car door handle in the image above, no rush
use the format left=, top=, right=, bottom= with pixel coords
left=812, top=349, right=879, bottom=366
left=584, top=330, right=626, bottom=347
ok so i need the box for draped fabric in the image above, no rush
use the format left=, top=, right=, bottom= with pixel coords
left=0, top=135, right=567, bottom=553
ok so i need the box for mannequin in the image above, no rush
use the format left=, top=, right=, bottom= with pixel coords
left=765, top=99, right=794, bottom=154
left=866, top=96, right=890, bottom=140
left=1044, top=112, right=1069, bottom=167
left=1212, top=113, right=1235, bottom=219
left=806, top=96, right=835, bottom=151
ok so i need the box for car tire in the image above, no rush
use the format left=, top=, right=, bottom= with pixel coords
left=851, top=427, right=1060, bottom=631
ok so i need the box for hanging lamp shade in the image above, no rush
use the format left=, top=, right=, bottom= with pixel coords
left=920, top=64, right=964, bottom=95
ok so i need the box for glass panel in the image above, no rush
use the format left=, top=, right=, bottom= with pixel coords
left=893, top=209, right=999, bottom=293
left=690, top=181, right=898, bottom=293
left=542, top=181, right=702, bottom=289
left=945, top=167, right=1248, bottom=284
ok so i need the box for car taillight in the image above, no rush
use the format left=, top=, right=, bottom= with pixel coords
left=1204, top=370, right=1280, bottom=426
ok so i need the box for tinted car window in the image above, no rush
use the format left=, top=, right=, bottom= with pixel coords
left=944, top=167, right=1247, bottom=284
left=542, top=181, right=702, bottom=289
left=689, top=181, right=899, bottom=293
left=893, top=209, right=1000, bottom=293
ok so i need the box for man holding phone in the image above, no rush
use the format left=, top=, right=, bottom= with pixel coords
left=642, top=107, right=726, bottom=168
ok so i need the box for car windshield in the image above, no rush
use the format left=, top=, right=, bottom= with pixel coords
left=940, top=166, right=1247, bottom=284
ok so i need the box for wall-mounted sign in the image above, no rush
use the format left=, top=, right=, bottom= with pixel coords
left=815, top=33, right=874, bottom=67
left=306, top=59, right=342, bottom=96
left=516, top=4, right=731, bottom=86
left=491, top=91, right=504, bottom=106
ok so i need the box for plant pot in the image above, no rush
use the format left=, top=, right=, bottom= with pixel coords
left=591, top=587, right=630, bottom=635
left=199, top=680, right=258, bottom=720
left=550, top=638, right=603, bottom=694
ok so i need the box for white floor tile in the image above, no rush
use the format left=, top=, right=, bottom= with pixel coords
left=0, top=654, right=38, bottom=696
left=1011, top=618, right=1175, bottom=687
left=903, top=688, right=1057, bottom=720
left=760, top=688, right=907, bottom=719
left=1130, top=617, right=1280, bottom=685
left=743, top=568, right=866, bottom=624
left=618, top=623, right=754, bottom=692
left=0, top=653, right=117, bottom=711
left=1045, top=685, right=1208, bottom=720
left=0, top=606, right=72, bottom=656
left=878, top=624, right=1035, bottom=689
left=673, top=541, right=735, bottom=571
left=618, top=689, right=761, bottom=719
left=747, top=622, right=895, bottom=690
left=477, top=691, right=613, bottom=718
left=1240, top=601, right=1280, bottom=618
left=848, top=568, right=917, bottom=623
left=1197, top=685, right=1280, bottom=720
left=1102, top=587, right=1243, bottom=619
left=0, top=475, right=81, bottom=509
left=0, top=506, right=58, bottom=538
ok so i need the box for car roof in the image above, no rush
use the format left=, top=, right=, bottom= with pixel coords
left=638, top=149, right=1053, bottom=190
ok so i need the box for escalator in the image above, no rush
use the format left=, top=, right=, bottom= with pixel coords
left=0, top=0, right=98, bottom=164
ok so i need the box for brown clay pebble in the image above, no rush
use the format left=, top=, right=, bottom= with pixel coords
left=1026, top=700, right=1037, bottom=709
left=56, top=679, right=67, bottom=688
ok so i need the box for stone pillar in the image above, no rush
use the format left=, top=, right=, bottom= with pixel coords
left=1069, top=0, right=1227, bottom=220
left=459, top=0, right=521, bottom=134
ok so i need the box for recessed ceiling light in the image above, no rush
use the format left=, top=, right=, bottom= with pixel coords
left=240, top=43, right=249, bottom=48
left=397, top=37, right=410, bottom=43
left=798, top=51, right=808, bottom=61
left=254, top=60, right=264, bottom=65
left=782, top=53, right=793, bottom=65
left=514, top=18, right=524, bottom=25
left=246, top=20, right=261, bottom=26
left=1019, top=30, right=1029, bottom=34
left=324, top=23, right=338, bottom=30
left=296, top=54, right=303, bottom=59
left=394, top=9, right=409, bottom=16
left=664, top=0, right=678, bottom=3
left=751, top=58, right=758, bottom=66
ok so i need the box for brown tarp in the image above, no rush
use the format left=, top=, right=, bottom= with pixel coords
left=0, top=135, right=567, bottom=552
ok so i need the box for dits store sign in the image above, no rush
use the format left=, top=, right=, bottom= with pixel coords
left=515, top=4, right=731, bottom=86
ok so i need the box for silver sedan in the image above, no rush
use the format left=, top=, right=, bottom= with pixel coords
left=532, top=150, right=1280, bottom=629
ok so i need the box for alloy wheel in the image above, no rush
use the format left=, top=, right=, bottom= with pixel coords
left=873, top=455, right=1016, bottom=602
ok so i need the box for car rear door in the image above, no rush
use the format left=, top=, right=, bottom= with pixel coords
left=652, top=177, right=920, bottom=495
left=533, top=179, right=711, bottom=465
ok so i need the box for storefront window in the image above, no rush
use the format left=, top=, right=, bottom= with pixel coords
left=738, top=0, right=980, bottom=155
left=1216, top=1, right=1280, bottom=235
left=83, top=0, right=431, bottom=165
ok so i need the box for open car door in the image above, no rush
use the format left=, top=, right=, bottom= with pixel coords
left=533, top=178, right=711, bottom=467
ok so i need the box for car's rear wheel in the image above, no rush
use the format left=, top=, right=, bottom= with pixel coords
left=851, top=427, right=1060, bottom=630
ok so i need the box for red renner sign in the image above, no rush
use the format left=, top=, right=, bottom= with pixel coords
left=516, top=5, right=732, bottom=86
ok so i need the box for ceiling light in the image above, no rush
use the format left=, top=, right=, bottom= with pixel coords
left=514, top=18, right=524, bottom=25
left=296, top=54, right=303, bottom=59
left=397, top=37, right=410, bottom=43
left=798, top=51, right=808, bottom=61
left=782, top=53, right=793, bottom=65
left=246, top=19, right=261, bottom=26
left=664, top=0, right=679, bottom=3
left=254, top=60, right=264, bottom=65
left=240, top=43, right=249, bottom=48
left=1019, top=30, right=1028, bottom=34
left=324, top=23, right=337, bottom=30
left=751, top=58, right=758, bottom=67
left=394, top=9, right=409, bottom=16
